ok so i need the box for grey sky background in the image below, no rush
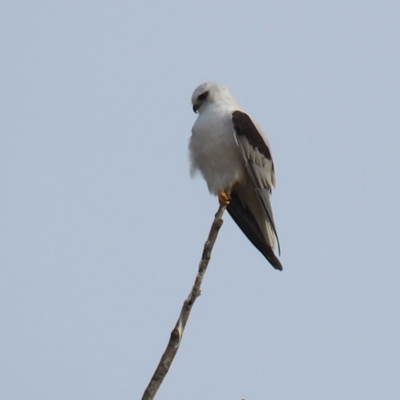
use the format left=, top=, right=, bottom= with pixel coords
left=1, top=1, right=400, bottom=399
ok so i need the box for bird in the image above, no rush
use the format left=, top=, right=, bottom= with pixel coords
left=189, top=82, right=282, bottom=270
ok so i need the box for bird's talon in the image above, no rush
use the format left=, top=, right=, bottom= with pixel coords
left=218, top=192, right=231, bottom=206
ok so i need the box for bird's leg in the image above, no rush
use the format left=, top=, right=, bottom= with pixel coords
left=218, top=191, right=231, bottom=206
left=218, top=181, right=240, bottom=206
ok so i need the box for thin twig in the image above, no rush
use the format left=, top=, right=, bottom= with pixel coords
left=141, top=201, right=228, bottom=400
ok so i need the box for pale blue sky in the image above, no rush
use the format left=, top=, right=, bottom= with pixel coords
left=1, top=1, right=400, bottom=399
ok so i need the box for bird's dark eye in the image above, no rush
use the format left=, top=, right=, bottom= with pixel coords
left=197, top=91, right=209, bottom=101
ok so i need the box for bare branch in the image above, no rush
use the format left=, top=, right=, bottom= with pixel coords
left=141, top=201, right=228, bottom=400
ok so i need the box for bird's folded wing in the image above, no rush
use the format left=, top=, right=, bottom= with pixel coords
left=231, top=110, right=280, bottom=254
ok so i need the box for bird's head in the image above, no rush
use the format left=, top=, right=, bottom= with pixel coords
left=191, top=82, right=236, bottom=113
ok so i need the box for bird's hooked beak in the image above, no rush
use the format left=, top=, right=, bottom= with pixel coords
left=192, top=103, right=199, bottom=113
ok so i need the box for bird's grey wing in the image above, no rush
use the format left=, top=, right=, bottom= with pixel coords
left=227, top=190, right=283, bottom=270
left=231, top=110, right=280, bottom=254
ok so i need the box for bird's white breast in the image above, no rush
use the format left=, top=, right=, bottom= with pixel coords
left=189, top=104, right=246, bottom=195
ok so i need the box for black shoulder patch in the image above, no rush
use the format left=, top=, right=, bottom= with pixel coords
left=232, top=110, right=272, bottom=160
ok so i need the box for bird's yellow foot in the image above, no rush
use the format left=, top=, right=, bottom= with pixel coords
left=218, top=191, right=231, bottom=206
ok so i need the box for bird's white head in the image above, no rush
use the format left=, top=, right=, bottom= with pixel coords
left=191, top=82, right=237, bottom=114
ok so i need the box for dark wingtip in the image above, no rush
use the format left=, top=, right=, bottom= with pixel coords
left=267, top=253, right=283, bottom=271
left=273, top=264, right=283, bottom=271
left=256, top=235, right=282, bottom=270
left=227, top=192, right=283, bottom=271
